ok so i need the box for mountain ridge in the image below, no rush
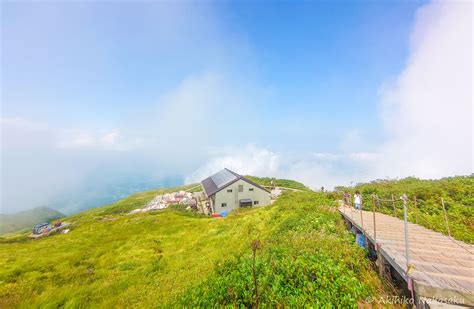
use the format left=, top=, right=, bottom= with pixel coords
left=0, top=206, right=65, bottom=234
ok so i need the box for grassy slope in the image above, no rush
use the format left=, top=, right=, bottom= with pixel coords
left=0, top=185, right=394, bottom=307
left=245, top=176, right=311, bottom=191
left=336, top=176, right=474, bottom=243
left=179, top=192, right=392, bottom=306
left=0, top=207, right=65, bottom=234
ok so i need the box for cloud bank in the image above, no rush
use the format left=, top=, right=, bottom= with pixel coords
left=375, top=0, right=472, bottom=179
left=185, top=145, right=377, bottom=189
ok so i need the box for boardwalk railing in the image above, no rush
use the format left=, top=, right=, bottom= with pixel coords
left=341, top=192, right=453, bottom=245
left=339, top=192, right=473, bottom=306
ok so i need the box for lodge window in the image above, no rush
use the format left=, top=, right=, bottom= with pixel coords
left=254, top=201, right=259, bottom=205
left=227, top=189, right=232, bottom=193
left=221, top=203, right=227, bottom=207
left=238, top=185, right=243, bottom=192
left=249, top=188, right=254, bottom=191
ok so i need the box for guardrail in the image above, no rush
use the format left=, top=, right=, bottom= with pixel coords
left=339, top=192, right=460, bottom=304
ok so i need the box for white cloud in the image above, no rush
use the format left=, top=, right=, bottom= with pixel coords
left=340, top=129, right=368, bottom=153
left=185, top=144, right=280, bottom=183
left=312, top=153, right=342, bottom=161
left=1, top=117, right=33, bottom=128
left=100, top=131, right=119, bottom=145
left=122, top=71, right=267, bottom=173
left=58, top=130, right=122, bottom=150
left=375, top=0, right=473, bottom=178
left=349, top=152, right=379, bottom=162
left=185, top=145, right=372, bottom=190
left=1, top=117, right=86, bottom=213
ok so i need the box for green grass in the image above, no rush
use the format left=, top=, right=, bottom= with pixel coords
left=246, top=176, right=311, bottom=191
left=0, top=186, right=395, bottom=307
left=186, top=184, right=203, bottom=193
left=178, top=192, right=393, bottom=307
left=336, top=176, right=474, bottom=243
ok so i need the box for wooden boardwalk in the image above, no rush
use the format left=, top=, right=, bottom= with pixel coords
left=338, top=205, right=474, bottom=306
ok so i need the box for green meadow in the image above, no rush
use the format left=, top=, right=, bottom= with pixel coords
left=1, top=184, right=396, bottom=307
left=245, top=176, right=311, bottom=191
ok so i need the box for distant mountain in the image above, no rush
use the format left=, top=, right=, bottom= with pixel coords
left=0, top=206, right=65, bottom=234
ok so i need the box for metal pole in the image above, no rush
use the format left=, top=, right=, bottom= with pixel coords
left=350, top=194, right=353, bottom=220
left=413, top=196, right=419, bottom=224
left=342, top=192, right=345, bottom=215
left=401, top=194, right=411, bottom=271
left=441, top=198, right=451, bottom=237
left=343, top=192, right=347, bottom=215
left=391, top=193, right=396, bottom=216
left=402, top=197, right=415, bottom=305
left=372, top=195, right=377, bottom=243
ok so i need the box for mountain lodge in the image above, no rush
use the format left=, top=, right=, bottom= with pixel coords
left=201, top=169, right=271, bottom=213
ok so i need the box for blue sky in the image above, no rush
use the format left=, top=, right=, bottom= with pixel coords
left=3, top=1, right=422, bottom=151
left=1, top=0, right=471, bottom=213
left=3, top=1, right=423, bottom=147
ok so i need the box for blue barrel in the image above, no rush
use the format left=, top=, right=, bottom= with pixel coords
left=356, top=234, right=366, bottom=249
left=220, top=211, right=229, bottom=217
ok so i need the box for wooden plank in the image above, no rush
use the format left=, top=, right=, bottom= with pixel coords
left=338, top=206, right=474, bottom=306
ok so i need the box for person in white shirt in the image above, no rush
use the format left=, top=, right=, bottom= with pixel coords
left=354, top=191, right=362, bottom=210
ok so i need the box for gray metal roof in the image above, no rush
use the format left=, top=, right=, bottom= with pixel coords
left=201, top=168, right=270, bottom=197
left=211, top=169, right=238, bottom=188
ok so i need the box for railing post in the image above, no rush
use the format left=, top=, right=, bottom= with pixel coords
left=350, top=193, right=353, bottom=220
left=342, top=192, right=345, bottom=215
left=413, top=196, right=419, bottom=224
left=391, top=193, right=396, bottom=216
left=441, top=198, right=451, bottom=237
left=372, top=195, right=377, bottom=243
left=401, top=194, right=411, bottom=272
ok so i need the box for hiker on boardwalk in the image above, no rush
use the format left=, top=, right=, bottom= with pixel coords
left=343, top=192, right=350, bottom=206
left=354, top=191, right=362, bottom=210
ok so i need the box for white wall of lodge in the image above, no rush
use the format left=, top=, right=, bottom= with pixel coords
left=211, top=179, right=271, bottom=213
